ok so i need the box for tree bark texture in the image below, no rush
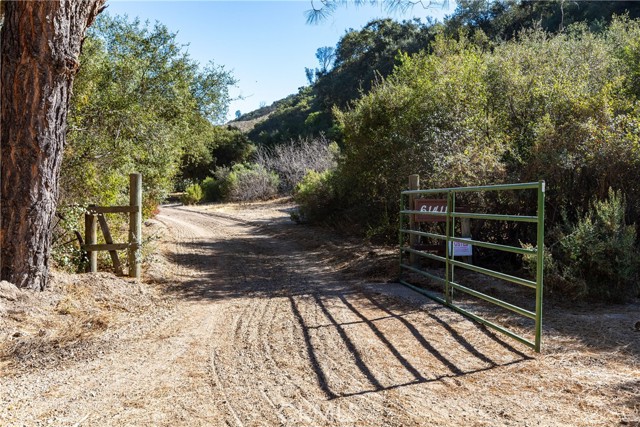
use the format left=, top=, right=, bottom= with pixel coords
left=1, top=1, right=105, bottom=290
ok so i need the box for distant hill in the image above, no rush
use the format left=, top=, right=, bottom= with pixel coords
left=231, top=18, right=438, bottom=146
left=228, top=93, right=300, bottom=133
left=227, top=111, right=273, bottom=133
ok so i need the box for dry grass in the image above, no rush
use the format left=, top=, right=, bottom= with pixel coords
left=0, top=270, right=168, bottom=374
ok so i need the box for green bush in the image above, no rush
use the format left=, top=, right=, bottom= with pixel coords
left=201, top=176, right=224, bottom=202
left=224, top=163, right=279, bottom=202
left=525, top=190, right=640, bottom=302
left=333, top=34, right=505, bottom=237
left=65, top=15, right=236, bottom=217
left=520, top=243, right=585, bottom=300
left=293, top=170, right=337, bottom=223
left=554, top=190, right=640, bottom=302
left=320, top=19, right=640, bottom=259
left=181, top=183, right=203, bottom=205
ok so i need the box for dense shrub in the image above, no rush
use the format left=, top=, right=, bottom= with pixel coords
left=181, top=183, right=203, bottom=205
left=333, top=34, right=505, bottom=235
left=293, top=170, right=338, bottom=223
left=62, top=13, right=235, bottom=240
left=483, top=23, right=640, bottom=224
left=180, top=126, right=255, bottom=182
left=255, top=135, right=338, bottom=193
left=331, top=19, right=640, bottom=233
left=524, top=190, right=640, bottom=302
left=223, top=164, right=280, bottom=202
left=201, top=176, right=224, bottom=202
left=554, top=190, right=639, bottom=302
left=200, top=136, right=337, bottom=204
left=297, top=18, right=640, bottom=301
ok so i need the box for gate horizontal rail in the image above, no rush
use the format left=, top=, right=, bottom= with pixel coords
left=399, top=178, right=545, bottom=352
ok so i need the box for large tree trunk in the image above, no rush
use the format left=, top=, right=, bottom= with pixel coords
left=0, top=1, right=105, bottom=290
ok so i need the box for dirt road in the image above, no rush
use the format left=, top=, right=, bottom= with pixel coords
left=1, top=202, right=638, bottom=426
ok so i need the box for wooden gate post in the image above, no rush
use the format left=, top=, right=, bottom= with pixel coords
left=128, top=173, right=142, bottom=279
left=461, top=217, right=473, bottom=265
left=84, top=207, right=97, bottom=273
left=408, top=174, right=420, bottom=266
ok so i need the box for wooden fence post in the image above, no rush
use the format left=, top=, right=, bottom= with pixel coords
left=85, top=207, right=97, bottom=273
left=408, top=174, right=419, bottom=266
left=128, top=173, right=142, bottom=279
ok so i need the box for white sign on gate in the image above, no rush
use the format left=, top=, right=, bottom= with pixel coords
left=449, top=238, right=473, bottom=257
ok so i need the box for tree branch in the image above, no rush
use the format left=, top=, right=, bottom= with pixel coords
left=306, top=0, right=448, bottom=24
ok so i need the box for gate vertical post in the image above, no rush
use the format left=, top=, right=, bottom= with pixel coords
left=408, top=174, right=420, bottom=266
left=85, top=207, right=97, bottom=273
left=461, top=218, right=472, bottom=265
left=450, top=192, right=457, bottom=301
left=399, top=192, right=405, bottom=277
left=535, top=181, right=545, bottom=352
left=128, top=173, right=142, bottom=279
left=445, top=191, right=452, bottom=304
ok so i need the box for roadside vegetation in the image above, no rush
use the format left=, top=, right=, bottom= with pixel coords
left=242, top=2, right=640, bottom=303
left=54, top=13, right=236, bottom=270
left=2, top=2, right=638, bottom=421
left=320, top=18, right=640, bottom=303
left=55, top=1, right=640, bottom=303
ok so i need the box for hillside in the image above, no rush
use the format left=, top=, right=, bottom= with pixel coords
left=231, top=1, right=640, bottom=149
left=227, top=110, right=272, bottom=133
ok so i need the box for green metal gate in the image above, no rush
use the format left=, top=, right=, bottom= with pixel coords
left=398, top=179, right=545, bottom=352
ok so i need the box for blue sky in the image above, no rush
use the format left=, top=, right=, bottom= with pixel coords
left=107, top=1, right=456, bottom=121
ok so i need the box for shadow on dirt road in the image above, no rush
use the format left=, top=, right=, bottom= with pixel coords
left=161, top=208, right=533, bottom=401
